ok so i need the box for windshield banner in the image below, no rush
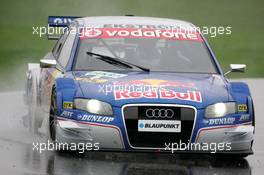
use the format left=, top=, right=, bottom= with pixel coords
left=79, top=28, right=203, bottom=42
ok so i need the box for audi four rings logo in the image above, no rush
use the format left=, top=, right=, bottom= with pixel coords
left=146, top=109, right=174, bottom=118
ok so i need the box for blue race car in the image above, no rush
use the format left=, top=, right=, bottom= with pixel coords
left=25, top=16, right=254, bottom=156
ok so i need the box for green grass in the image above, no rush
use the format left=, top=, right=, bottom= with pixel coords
left=0, top=0, right=263, bottom=90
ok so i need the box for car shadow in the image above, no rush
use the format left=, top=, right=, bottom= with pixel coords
left=44, top=151, right=251, bottom=175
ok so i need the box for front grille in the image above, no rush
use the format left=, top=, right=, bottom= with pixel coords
left=123, top=105, right=196, bottom=148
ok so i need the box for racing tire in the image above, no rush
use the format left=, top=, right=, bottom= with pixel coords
left=49, top=87, right=57, bottom=141
left=48, top=90, right=73, bottom=153
left=252, top=100, right=255, bottom=130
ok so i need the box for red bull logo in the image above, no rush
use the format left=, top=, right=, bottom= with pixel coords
left=114, top=90, right=202, bottom=102
left=113, top=79, right=201, bottom=102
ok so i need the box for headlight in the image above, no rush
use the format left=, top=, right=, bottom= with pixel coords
left=205, top=102, right=236, bottom=118
left=74, top=99, right=113, bottom=116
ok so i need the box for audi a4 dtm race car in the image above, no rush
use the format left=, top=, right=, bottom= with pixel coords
left=25, top=16, right=254, bottom=157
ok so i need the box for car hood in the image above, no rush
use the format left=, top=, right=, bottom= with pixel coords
left=72, top=71, right=230, bottom=109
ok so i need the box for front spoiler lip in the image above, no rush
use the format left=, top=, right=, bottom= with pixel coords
left=54, top=146, right=253, bottom=155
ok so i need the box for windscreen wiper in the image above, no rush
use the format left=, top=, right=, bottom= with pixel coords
left=86, top=52, right=150, bottom=72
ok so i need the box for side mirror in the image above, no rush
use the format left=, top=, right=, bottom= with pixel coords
left=40, top=59, right=57, bottom=68
left=224, top=64, right=246, bottom=76
left=230, top=64, right=246, bottom=72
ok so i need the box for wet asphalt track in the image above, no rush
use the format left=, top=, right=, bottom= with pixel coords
left=0, top=79, right=263, bottom=175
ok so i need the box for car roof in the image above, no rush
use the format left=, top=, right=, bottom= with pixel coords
left=75, top=16, right=196, bottom=29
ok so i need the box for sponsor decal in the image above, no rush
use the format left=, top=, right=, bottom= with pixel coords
left=238, top=104, right=248, bottom=112
left=103, top=24, right=186, bottom=30
left=239, top=114, right=250, bottom=122
left=60, top=111, right=73, bottom=118
left=76, top=71, right=126, bottom=83
left=48, top=16, right=79, bottom=26
left=80, top=28, right=203, bottom=42
left=77, top=114, right=114, bottom=123
left=115, top=90, right=158, bottom=100
left=52, top=18, right=72, bottom=25
left=203, top=117, right=236, bottom=125
left=76, top=78, right=108, bottom=83
left=145, top=108, right=174, bottom=119
left=114, top=89, right=202, bottom=103
left=138, top=120, right=181, bottom=132
left=63, top=102, right=73, bottom=109
left=159, top=90, right=201, bottom=102
left=83, top=71, right=126, bottom=79
left=115, top=79, right=196, bottom=89
left=83, top=28, right=103, bottom=38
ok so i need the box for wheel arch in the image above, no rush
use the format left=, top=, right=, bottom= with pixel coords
left=230, top=81, right=254, bottom=126
left=229, top=82, right=251, bottom=102
left=54, top=77, right=77, bottom=114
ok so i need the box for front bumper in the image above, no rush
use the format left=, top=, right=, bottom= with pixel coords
left=196, top=124, right=254, bottom=151
left=56, top=118, right=125, bottom=149
left=55, top=118, right=254, bottom=154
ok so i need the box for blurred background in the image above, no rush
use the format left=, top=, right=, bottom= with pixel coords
left=0, top=0, right=263, bottom=91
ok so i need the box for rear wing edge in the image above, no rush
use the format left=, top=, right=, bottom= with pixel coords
left=48, top=16, right=81, bottom=27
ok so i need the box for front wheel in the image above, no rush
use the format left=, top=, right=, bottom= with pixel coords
left=49, top=88, right=57, bottom=141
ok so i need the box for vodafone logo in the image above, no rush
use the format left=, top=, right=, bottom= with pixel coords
left=80, top=28, right=202, bottom=42
left=83, top=28, right=102, bottom=38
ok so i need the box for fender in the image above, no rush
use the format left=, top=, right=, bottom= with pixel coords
left=55, top=77, right=77, bottom=114
left=230, top=82, right=251, bottom=102
left=230, top=82, right=253, bottom=117
left=230, top=82, right=250, bottom=95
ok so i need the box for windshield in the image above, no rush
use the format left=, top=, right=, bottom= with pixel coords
left=73, top=28, right=217, bottom=73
